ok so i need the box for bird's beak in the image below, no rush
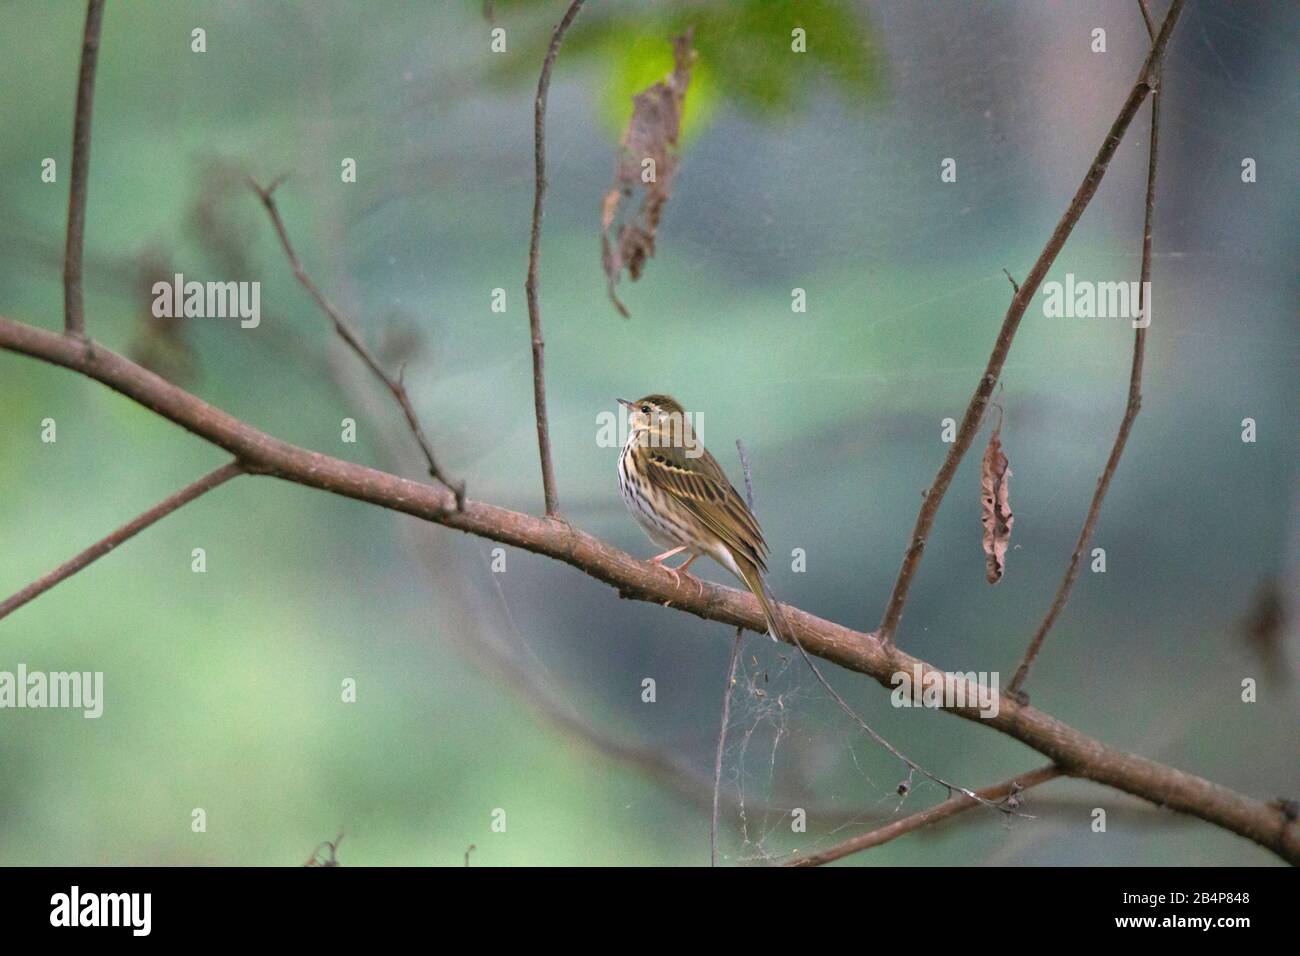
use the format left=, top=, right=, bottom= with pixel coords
left=617, top=398, right=634, bottom=410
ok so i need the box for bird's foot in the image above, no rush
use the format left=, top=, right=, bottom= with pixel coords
left=675, top=555, right=704, bottom=598
left=667, top=568, right=705, bottom=599
left=649, top=548, right=704, bottom=598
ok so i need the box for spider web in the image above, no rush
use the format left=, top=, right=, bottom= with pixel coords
left=713, top=630, right=1023, bottom=866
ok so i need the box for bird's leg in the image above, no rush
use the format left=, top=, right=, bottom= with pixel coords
left=649, top=545, right=688, bottom=588
left=649, top=546, right=687, bottom=566
left=648, top=546, right=705, bottom=596
left=675, top=554, right=705, bottom=598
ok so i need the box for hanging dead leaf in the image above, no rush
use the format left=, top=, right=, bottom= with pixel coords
left=980, top=417, right=1014, bottom=584
left=600, top=29, right=696, bottom=318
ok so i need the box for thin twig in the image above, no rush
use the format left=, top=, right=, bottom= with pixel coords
left=711, top=628, right=743, bottom=867
left=62, top=0, right=106, bottom=337
left=525, top=0, right=586, bottom=517
left=876, top=0, right=1186, bottom=644
left=785, top=765, right=1060, bottom=867
left=1008, top=3, right=1165, bottom=698
left=250, top=177, right=465, bottom=509
left=0, top=461, right=242, bottom=623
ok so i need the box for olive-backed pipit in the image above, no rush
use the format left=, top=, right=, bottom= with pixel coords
left=617, top=394, right=782, bottom=640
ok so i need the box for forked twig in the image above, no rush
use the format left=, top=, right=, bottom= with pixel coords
left=785, top=764, right=1060, bottom=867
left=876, top=0, right=1186, bottom=644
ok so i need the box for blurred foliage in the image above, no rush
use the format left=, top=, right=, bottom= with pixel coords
left=488, top=0, right=880, bottom=138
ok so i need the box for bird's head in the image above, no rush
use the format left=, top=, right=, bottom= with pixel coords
left=618, top=394, right=691, bottom=446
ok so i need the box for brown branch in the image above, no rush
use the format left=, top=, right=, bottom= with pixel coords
left=62, top=0, right=106, bottom=338
left=785, top=765, right=1061, bottom=867
left=250, top=176, right=465, bottom=509
left=1, top=318, right=1292, bottom=863
left=876, top=0, right=1186, bottom=644
left=525, top=0, right=586, bottom=517
left=0, top=460, right=242, bottom=623
left=1008, top=4, right=1165, bottom=698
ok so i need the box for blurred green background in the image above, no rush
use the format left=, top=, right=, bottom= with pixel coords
left=1, top=0, right=1295, bottom=865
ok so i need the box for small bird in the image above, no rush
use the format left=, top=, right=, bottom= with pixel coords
left=617, top=395, right=784, bottom=641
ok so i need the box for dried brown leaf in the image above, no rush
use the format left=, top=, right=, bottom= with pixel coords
left=601, top=30, right=696, bottom=318
left=980, top=422, right=1014, bottom=584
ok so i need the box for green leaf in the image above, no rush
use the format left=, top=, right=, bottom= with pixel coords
left=490, top=0, right=881, bottom=134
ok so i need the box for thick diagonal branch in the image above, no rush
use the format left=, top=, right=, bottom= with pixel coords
left=0, top=316, right=1293, bottom=864
left=0, top=460, right=242, bottom=623
left=251, top=177, right=465, bottom=509
left=62, top=0, right=106, bottom=337
left=785, top=765, right=1061, bottom=867
left=1008, top=4, right=1165, bottom=697
left=877, top=0, right=1185, bottom=643
left=524, top=0, right=586, bottom=516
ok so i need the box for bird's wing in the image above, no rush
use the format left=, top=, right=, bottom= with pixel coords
left=633, top=440, right=770, bottom=573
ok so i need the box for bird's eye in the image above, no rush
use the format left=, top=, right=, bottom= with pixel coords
left=640, top=405, right=650, bottom=414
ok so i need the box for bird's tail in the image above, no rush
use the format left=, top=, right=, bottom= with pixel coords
left=735, top=556, right=787, bottom=643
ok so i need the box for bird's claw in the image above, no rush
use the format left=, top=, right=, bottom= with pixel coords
left=657, top=564, right=704, bottom=600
